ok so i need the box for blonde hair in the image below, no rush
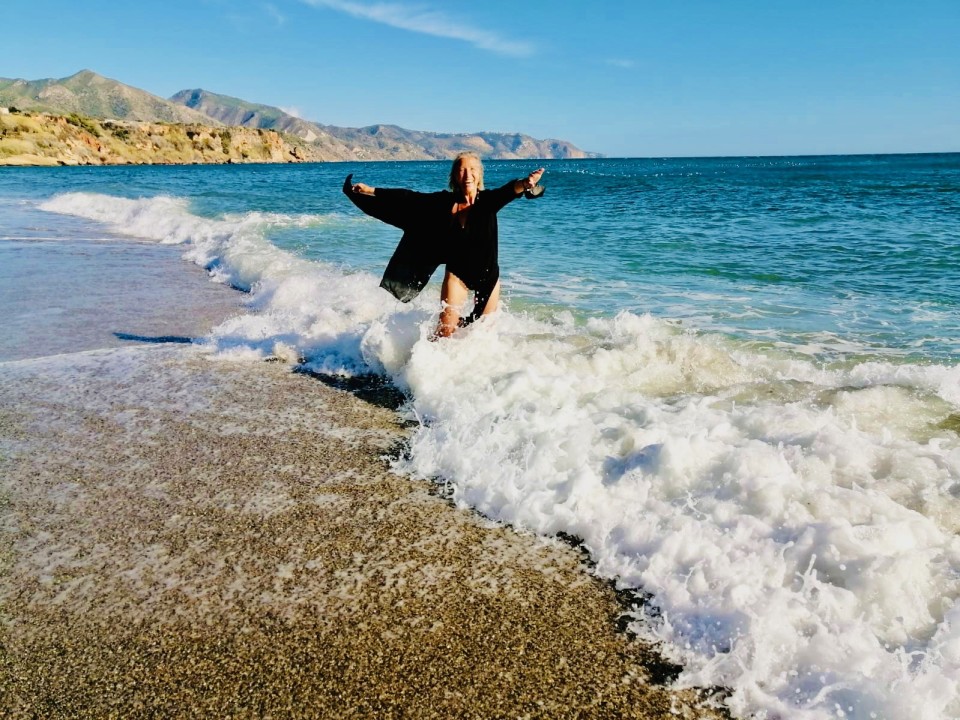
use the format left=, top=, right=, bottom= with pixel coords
left=449, top=151, right=484, bottom=192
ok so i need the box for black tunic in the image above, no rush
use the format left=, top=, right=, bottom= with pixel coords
left=342, top=174, right=521, bottom=320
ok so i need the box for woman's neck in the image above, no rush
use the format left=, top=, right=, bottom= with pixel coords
left=457, top=187, right=478, bottom=205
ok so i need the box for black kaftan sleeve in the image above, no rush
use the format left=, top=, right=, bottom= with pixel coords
left=342, top=174, right=433, bottom=230
left=483, top=179, right=524, bottom=214
left=341, top=174, right=445, bottom=303
left=378, top=241, right=440, bottom=302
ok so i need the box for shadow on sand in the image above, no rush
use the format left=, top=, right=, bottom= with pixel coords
left=114, top=332, right=195, bottom=345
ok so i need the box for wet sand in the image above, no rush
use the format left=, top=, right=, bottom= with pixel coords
left=0, top=344, right=725, bottom=718
left=0, top=237, right=246, bottom=362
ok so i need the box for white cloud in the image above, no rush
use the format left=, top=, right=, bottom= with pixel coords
left=303, top=0, right=535, bottom=57
left=264, top=3, right=286, bottom=26
left=605, top=58, right=635, bottom=69
left=220, top=3, right=285, bottom=32
left=280, top=106, right=304, bottom=118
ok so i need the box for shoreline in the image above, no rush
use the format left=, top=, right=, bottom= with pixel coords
left=0, top=179, right=725, bottom=717
left=0, top=344, right=723, bottom=718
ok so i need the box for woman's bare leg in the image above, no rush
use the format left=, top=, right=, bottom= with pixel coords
left=436, top=270, right=469, bottom=338
left=481, top=280, right=501, bottom=316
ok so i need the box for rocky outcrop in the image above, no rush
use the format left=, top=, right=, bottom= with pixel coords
left=0, top=111, right=319, bottom=166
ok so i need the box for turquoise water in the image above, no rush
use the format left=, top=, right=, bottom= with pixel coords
left=4, top=153, right=958, bottom=363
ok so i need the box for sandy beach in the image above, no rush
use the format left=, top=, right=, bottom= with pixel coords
left=0, top=241, right=723, bottom=718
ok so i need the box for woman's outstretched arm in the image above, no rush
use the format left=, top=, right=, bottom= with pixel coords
left=485, top=168, right=546, bottom=212
left=342, top=173, right=432, bottom=230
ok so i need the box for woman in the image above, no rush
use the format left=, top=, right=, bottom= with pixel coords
left=343, top=152, right=544, bottom=337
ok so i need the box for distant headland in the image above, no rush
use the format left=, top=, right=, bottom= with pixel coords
left=0, top=70, right=599, bottom=166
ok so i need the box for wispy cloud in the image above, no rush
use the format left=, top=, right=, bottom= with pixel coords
left=221, top=2, right=285, bottom=32
left=280, top=106, right=304, bottom=118
left=264, top=3, right=286, bottom=26
left=605, top=58, right=635, bottom=69
left=303, top=0, right=535, bottom=57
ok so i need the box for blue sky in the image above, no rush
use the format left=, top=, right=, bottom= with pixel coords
left=9, top=1, right=959, bottom=157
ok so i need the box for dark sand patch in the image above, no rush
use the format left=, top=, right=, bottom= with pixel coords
left=0, top=346, right=724, bottom=718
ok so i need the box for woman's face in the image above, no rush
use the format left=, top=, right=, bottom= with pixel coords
left=455, top=156, right=483, bottom=194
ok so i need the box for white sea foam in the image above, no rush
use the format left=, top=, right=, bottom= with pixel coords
left=41, top=192, right=960, bottom=720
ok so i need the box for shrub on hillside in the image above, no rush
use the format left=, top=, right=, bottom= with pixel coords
left=65, top=113, right=101, bottom=137
left=0, top=138, right=36, bottom=157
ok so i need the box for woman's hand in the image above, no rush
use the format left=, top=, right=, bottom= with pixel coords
left=514, top=168, right=545, bottom=196
left=524, top=168, right=544, bottom=191
left=351, top=181, right=375, bottom=196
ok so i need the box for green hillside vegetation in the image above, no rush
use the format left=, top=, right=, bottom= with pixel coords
left=0, top=109, right=317, bottom=166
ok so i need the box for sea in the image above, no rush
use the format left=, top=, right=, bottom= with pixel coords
left=2, top=154, right=959, bottom=720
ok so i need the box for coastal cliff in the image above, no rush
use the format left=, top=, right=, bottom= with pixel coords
left=0, top=110, right=316, bottom=166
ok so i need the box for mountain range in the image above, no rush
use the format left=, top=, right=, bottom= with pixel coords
left=0, top=70, right=598, bottom=161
